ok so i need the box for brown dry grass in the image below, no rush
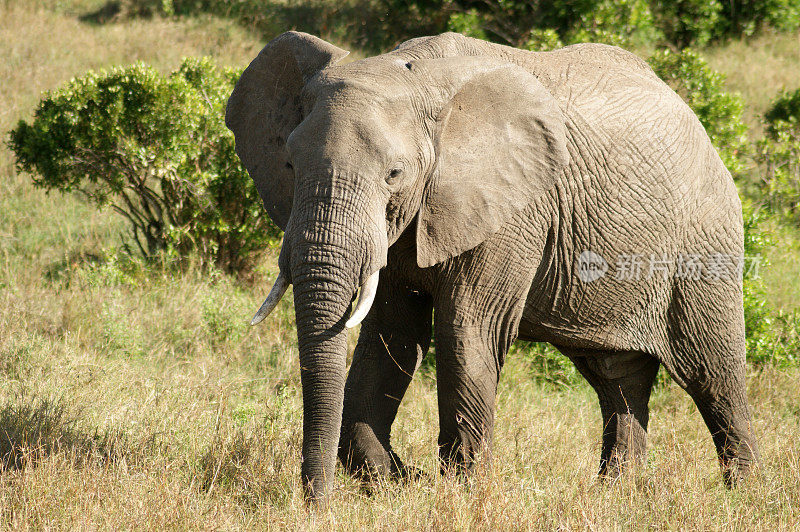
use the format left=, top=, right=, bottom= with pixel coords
left=1, top=2, right=799, bottom=528
left=703, top=31, right=800, bottom=135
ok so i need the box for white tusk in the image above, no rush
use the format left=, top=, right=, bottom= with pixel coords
left=345, top=270, right=380, bottom=329
left=250, top=272, right=290, bottom=326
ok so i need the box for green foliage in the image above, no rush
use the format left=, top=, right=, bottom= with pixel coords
left=756, top=125, right=800, bottom=223
left=756, top=88, right=800, bottom=225
left=8, top=57, right=281, bottom=274
left=719, top=0, right=800, bottom=37
left=647, top=49, right=748, bottom=178
left=523, top=29, right=564, bottom=52
left=514, top=342, right=579, bottom=388
left=119, top=0, right=388, bottom=52
left=764, top=87, right=800, bottom=137
left=741, top=203, right=800, bottom=367
left=382, top=0, right=658, bottom=49
left=651, top=0, right=722, bottom=48
left=560, top=0, right=658, bottom=48
left=446, top=8, right=486, bottom=40
left=201, top=286, right=247, bottom=347
left=378, top=0, right=800, bottom=50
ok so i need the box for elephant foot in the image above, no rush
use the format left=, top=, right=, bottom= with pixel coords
left=342, top=447, right=425, bottom=496
left=719, top=439, right=759, bottom=488
left=387, top=450, right=427, bottom=482
left=597, top=448, right=644, bottom=484
left=339, top=422, right=425, bottom=490
left=596, top=412, right=649, bottom=483
left=437, top=432, right=495, bottom=480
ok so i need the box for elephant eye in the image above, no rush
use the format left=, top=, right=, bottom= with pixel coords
left=285, top=162, right=293, bottom=170
left=386, top=168, right=403, bottom=185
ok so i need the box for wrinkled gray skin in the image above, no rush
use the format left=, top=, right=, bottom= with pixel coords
left=226, top=31, right=758, bottom=500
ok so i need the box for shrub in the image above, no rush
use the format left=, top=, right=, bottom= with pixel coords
left=514, top=342, right=579, bottom=388
left=523, top=29, right=564, bottom=52
left=8, top=57, right=281, bottom=275
left=741, top=202, right=800, bottom=367
left=719, top=0, right=800, bottom=38
left=119, top=0, right=800, bottom=52
left=560, top=0, right=659, bottom=48
left=647, top=49, right=748, bottom=178
left=119, top=0, right=388, bottom=52
left=650, top=0, right=722, bottom=48
left=764, top=87, right=800, bottom=137
left=756, top=88, right=800, bottom=225
left=652, top=0, right=800, bottom=45
left=446, top=8, right=487, bottom=41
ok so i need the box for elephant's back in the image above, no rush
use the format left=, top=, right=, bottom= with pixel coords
left=532, top=43, right=739, bottom=233
left=397, top=35, right=733, bottom=200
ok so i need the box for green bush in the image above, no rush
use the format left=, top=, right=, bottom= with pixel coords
left=377, top=0, right=798, bottom=50
left=647, top=49, right=748, bottom=178
left=741, top=202, right=800, bottom=367
left=446, top=8, right=487, bottom=41
left=8, top=57, right=281, bottom=274
left=650, top=0, right=722, bottom=48
left=560, top=0, right=658, bottom=48
left=764, top=87, right=800, bottom=137
left=514, top=342, right=579, bottom=388
left=719, top=0, right=800, bottom=38
left=756, top=88, right=800, bottom=225
left=120, top=0, right=387, bottom=52
left=523, top=29, right=564, bottom=52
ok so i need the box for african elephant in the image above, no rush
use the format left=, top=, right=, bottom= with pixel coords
left=226, top=31, right=758, bottom=500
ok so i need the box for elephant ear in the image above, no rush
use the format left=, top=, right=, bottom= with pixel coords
left=415, top=61, right=569, bottom=268
left=225, top=32, right=349, bottom=230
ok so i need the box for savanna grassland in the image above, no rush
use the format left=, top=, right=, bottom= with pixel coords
left=1, top=1, right=799, bottom=529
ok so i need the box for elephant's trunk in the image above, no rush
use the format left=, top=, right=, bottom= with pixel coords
left=292, top=271, right=351, bottom=499
left=280, top=171, right=388, bottom=500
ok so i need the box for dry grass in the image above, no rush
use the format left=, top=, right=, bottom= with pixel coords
left=703, top=31, right=800, bottom=135
left=1, top=2, right=799, bottom=528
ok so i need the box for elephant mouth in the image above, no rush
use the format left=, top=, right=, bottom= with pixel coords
left=248, top=267, right=379, bottom=329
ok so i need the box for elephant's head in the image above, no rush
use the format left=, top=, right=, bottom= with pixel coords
left=226, top=31, right=569, bottom=499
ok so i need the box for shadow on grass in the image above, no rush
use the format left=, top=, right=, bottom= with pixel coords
left=78, top=1, right=123, bottom=24
left=0, top=396, right=128, bottom=471
left=78, top=1, right=168, bottom=25
left=75, top=0, right=408, bottom=53
left=43, top=250, right=102, bottom=286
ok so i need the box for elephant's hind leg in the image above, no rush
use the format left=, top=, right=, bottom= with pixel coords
left=664, top=279, right=758, bottom=487
left=567, top=350, right=661, bottom=481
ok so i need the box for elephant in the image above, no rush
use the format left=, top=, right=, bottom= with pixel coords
left=225, top=31, right=758, bottom=500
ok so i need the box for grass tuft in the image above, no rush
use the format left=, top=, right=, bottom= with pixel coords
left=0, top=395, right=127, bottom=471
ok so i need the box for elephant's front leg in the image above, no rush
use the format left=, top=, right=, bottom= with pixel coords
left=435, top=326, right=501, bottom=471
left=338, top=274, right=432, bottom=480
left=434, top=281, right=529, bottom=473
